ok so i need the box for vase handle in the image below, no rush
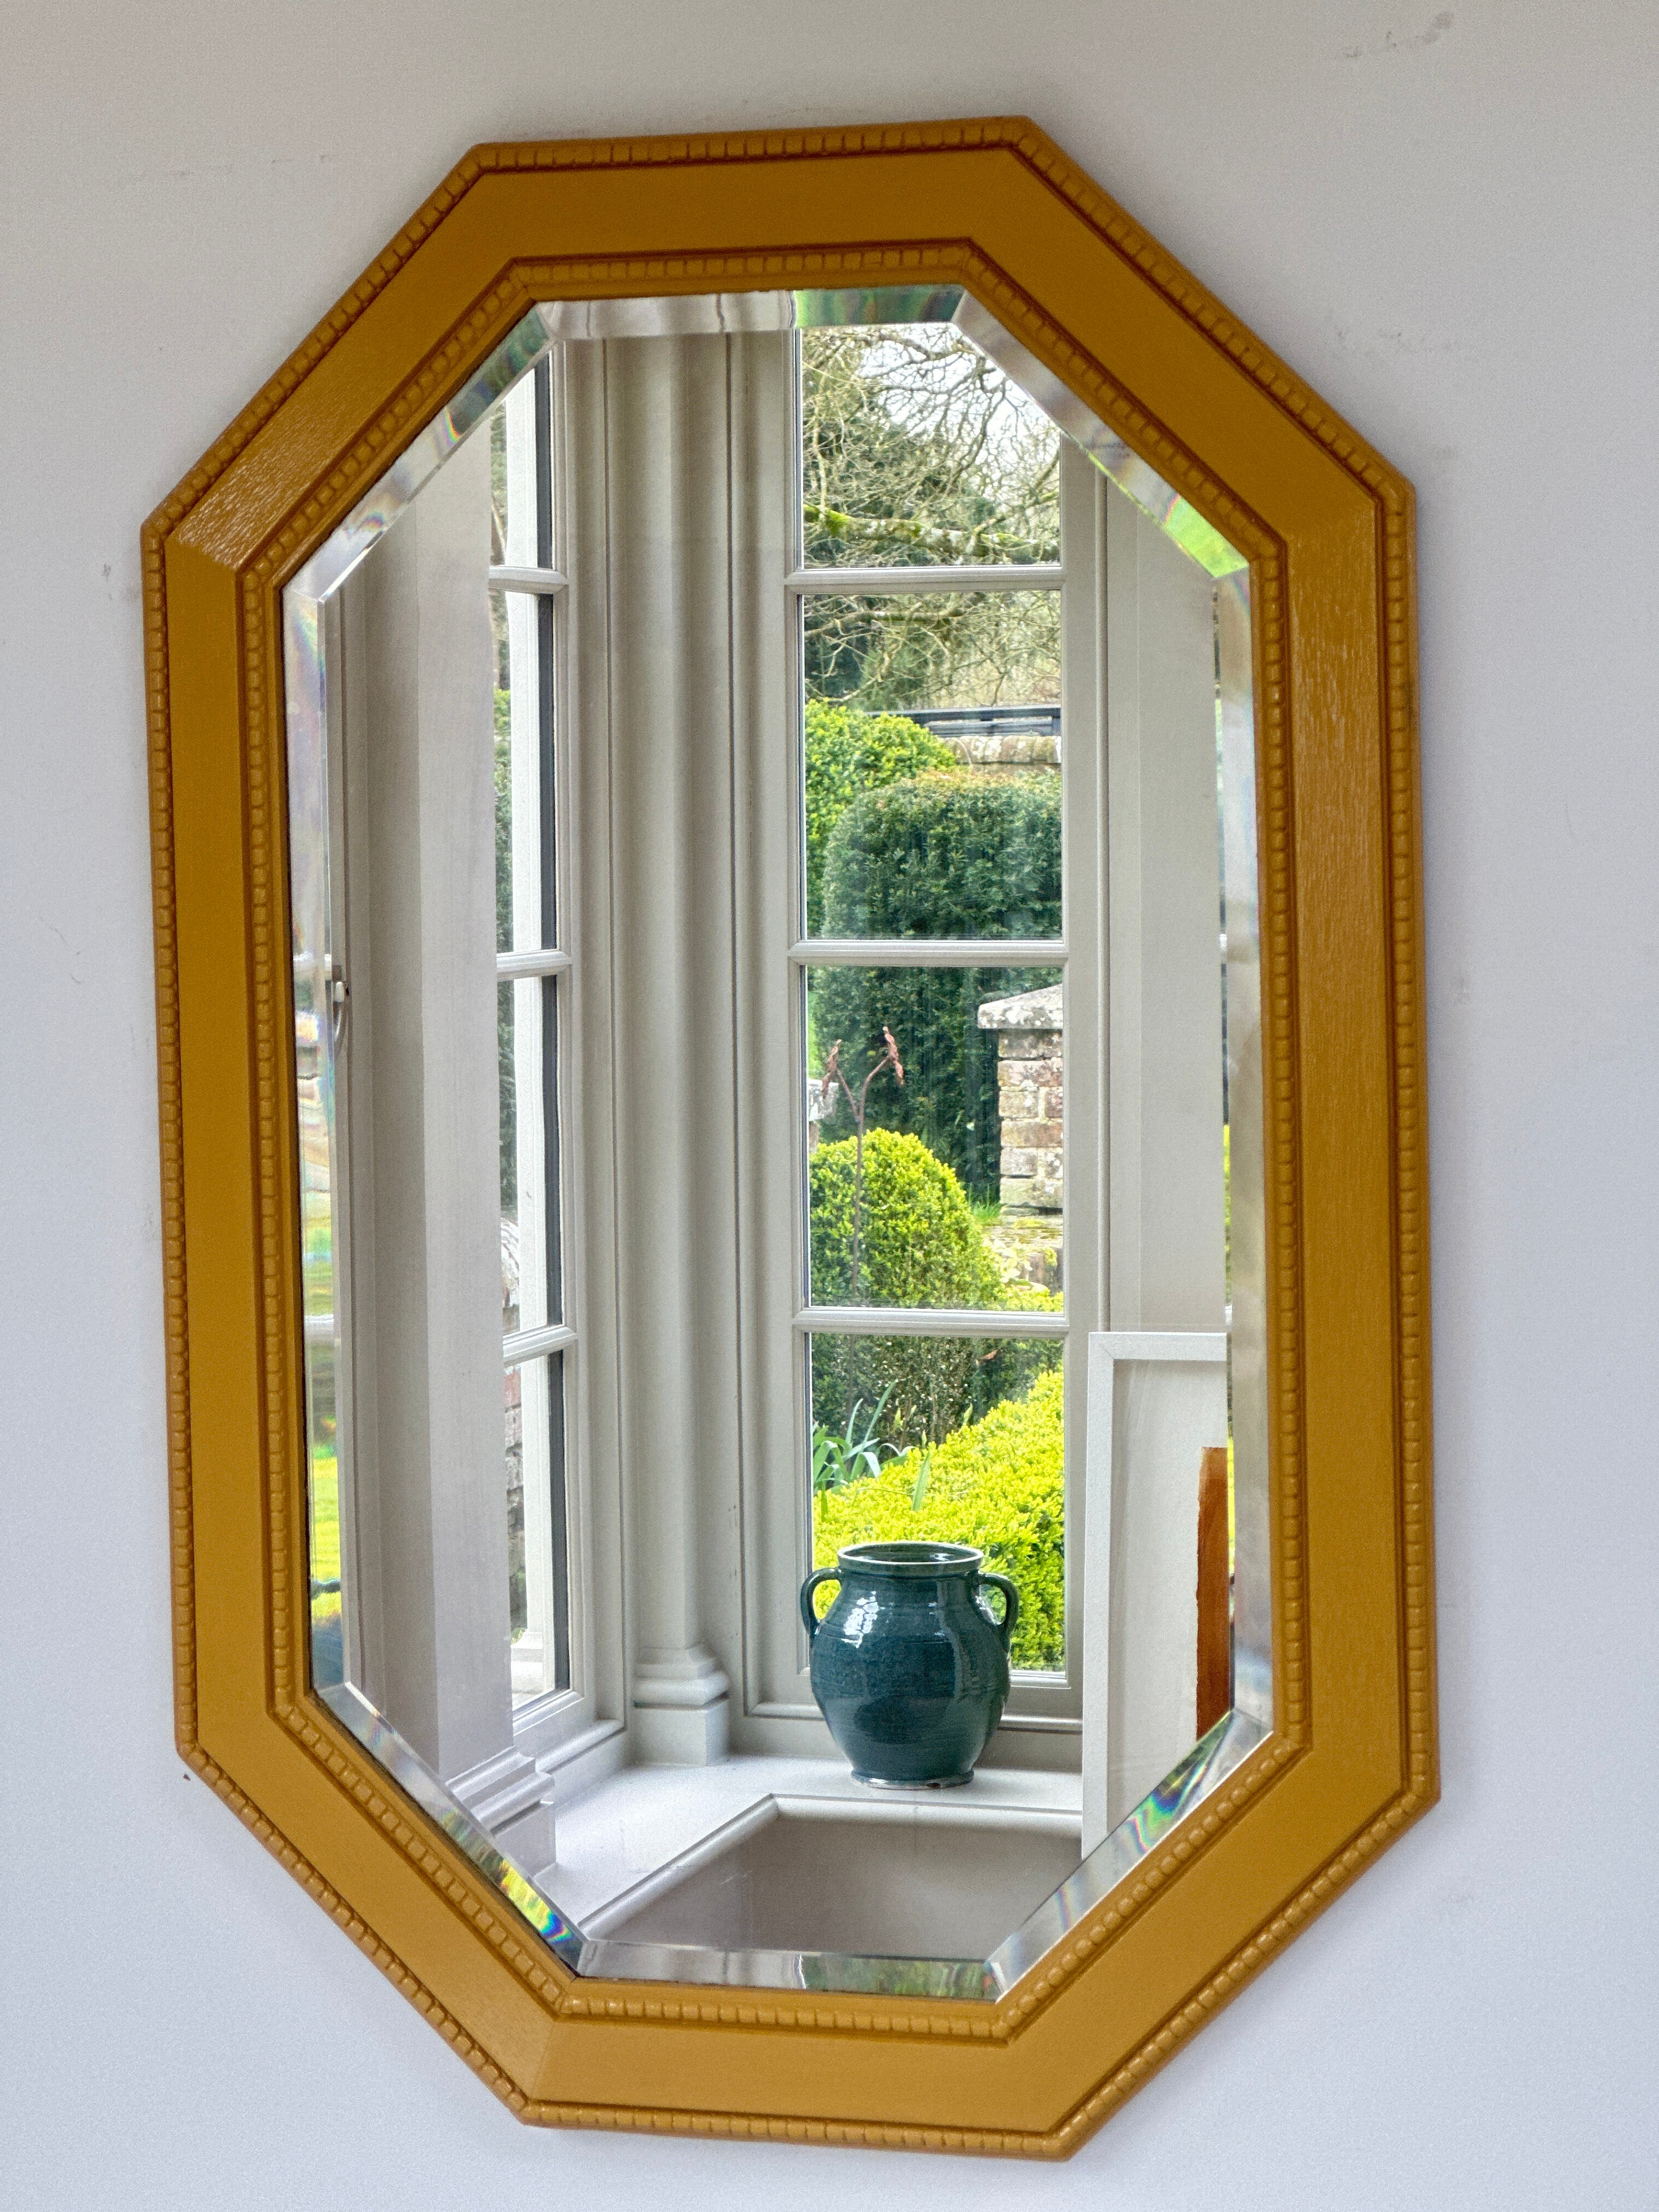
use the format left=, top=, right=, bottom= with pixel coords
left=800, top=1566, right=842, bottom=1642
left=977, top=1571, right=1020, bottom=1650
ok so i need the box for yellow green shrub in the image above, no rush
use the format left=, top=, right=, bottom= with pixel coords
left=814, top=1368, right=1064, bottom=1670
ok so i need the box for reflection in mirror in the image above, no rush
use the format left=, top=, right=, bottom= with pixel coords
left=284, top=284, right=1268, bottom=1996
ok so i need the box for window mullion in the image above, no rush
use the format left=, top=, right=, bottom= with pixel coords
left=795, top=1305, right=1069, bottom=1339
left=793, top=938, right=1065, bottom=967
left=490, top=565, right=567, bottom=595
left=787, top=563, right=1063, bottom=595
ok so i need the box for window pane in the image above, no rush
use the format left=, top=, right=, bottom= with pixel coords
left=806, top=965, right=1063, bottom=1271
left=808, top=1334, right=1064, bottom=1673
left=510, top=1350, right=571, bottom=1702
left=803, top=702, right=1061, bottom=944
left=490, top=584, right=555, bottom=955
left=491, top=366, right=546, bottom=569
left=499, top=977, right=560, bottom=1333
left=802, top=591, right=1060, bottom=941
left=800, top=324, right=1060, bottom=569
left=805, top=588, right=1059, bottom=720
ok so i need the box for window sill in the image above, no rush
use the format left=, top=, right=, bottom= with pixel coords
left=533, top=1752, right=1082, bottom=1939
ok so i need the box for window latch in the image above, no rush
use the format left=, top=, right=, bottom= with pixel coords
left=325, top=956, right=349, bottom=1051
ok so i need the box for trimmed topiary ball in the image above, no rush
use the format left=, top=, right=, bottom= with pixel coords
left=809, top=1127, right=1005, bottom=1310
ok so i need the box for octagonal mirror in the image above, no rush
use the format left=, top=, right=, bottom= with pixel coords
left=284, top=284, right=1271, bottom=1994
left=151, top=120, right=1432, bottom=2150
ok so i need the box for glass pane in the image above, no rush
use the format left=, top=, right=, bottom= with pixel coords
left=809, top=1335, right=1065, bottom=1673
left=803, top=689, right=1061, bottom=940
left=499, top=977, right=557, bottom=1334
left=490, top=584, right=552, bottom=955
left=490, top=400, right=509, bottom=563
left=806, top=965, right=1063, bottom=1252
left=805, top=587, right=1059, bottom=720
left=800, top=324, right=1060, bottom=568
left=510, top=1351, right=570, bottom=1702
left=283, top=289, right=1268, bottom=2000
left=492, top=366, right=546, bottom=570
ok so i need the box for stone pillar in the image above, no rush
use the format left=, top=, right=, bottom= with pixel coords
left=977, top=983, right=1065, bottom=1294
left=978, top=983, right=1064, bottom=1210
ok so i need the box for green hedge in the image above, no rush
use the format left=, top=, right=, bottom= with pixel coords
left=815, top=772, right=1060, bottom=1198
left=808, top=1128, right=1060, bottom=1448
left=804, top=701, right=955, bottom=935
left=822, top=770, right=1062, bottom=941
left=815, top=1369, right=1065, bottom=1671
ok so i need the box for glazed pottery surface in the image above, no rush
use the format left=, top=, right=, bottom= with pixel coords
left=800, top=1541, right=1020, bottom=1787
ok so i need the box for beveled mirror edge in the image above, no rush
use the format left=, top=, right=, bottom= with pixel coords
left=281, top=285, right=1275, bottom=1989
left=144, top=116, right=1435, bottom=2157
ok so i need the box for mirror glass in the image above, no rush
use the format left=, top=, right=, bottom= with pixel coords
left=284, top=286, right=1269, bottom=1995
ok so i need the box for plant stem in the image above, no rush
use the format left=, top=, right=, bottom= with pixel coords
left=822, top=1030, right=902, bottom=1432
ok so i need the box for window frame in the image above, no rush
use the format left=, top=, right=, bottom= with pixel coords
left=492, top=353, right=609, bottom=1766
left=752, top=329, right=1111, bottom=1735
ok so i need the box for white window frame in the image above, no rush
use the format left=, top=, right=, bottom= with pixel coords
left=749, top=340, right=1106, bottom=1741
left=492, top=356, right=616, bottom=1771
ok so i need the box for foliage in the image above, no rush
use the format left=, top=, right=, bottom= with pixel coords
left=822, top=770, right=1061, bottom=939
left=803, top=699, right=954, bottom=935
left=811, top=1391, right=897, bottom=1494
left=802, top=326, right=1060, bottom=569
left=808, top=1128, right=1061, bottom=1448
left=810, top=1129, right=1006, bottom=1311
left=817, top=1027, right=905, bottom=1312
left=807, top=588, right=1062, bottom=721
left=815, top=1369, right=1066, bottom=1671
left=800, top=326, right=1061, bottom=712
left=814, top=774, right=1061, bottom=1197
left=307, top=1448, right=343, bottom=1679
left=307, top=1449, right=340, bottom=1584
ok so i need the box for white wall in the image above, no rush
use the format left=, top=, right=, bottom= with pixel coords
left=3, top=4, right=1655, bottom=2203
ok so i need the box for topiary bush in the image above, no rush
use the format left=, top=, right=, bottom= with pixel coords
left=822, top=770, right=1062, bottom=940
left=809, top=1127, right=1005, bottom=1309
left=804, top=700, right=955, bottom=935
left=814, top=1368, right=1065, bottom=1671
left=815, top=772, right=1060, bottom=1198
left=808, top=1128, right=1061, bottom=1448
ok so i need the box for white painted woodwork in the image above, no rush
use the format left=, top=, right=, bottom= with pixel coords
left=1057, top=438, right=1110, bottom=1705
left=1104, top=481, right=1228, bottom=1335
left=1081, top=1333, right=1229, bottom=1855
left=596, top=1804, right=1080, bottom=1959
left=787, top=561, right=1065, bottom=595
left=564, top=330, right=797, bottom=1762
left=339, top=428, right=516, bottom=1783
left=500, top=369, right=560, bottom=1703
left=538, top=1755, right=1081, bottom=1942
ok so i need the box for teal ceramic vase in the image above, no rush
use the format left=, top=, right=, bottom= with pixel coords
left=800, top=1541, right=1020, bottom=1787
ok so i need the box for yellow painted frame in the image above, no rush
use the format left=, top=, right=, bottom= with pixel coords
left=143, top=117, right=1435, bottom=2157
